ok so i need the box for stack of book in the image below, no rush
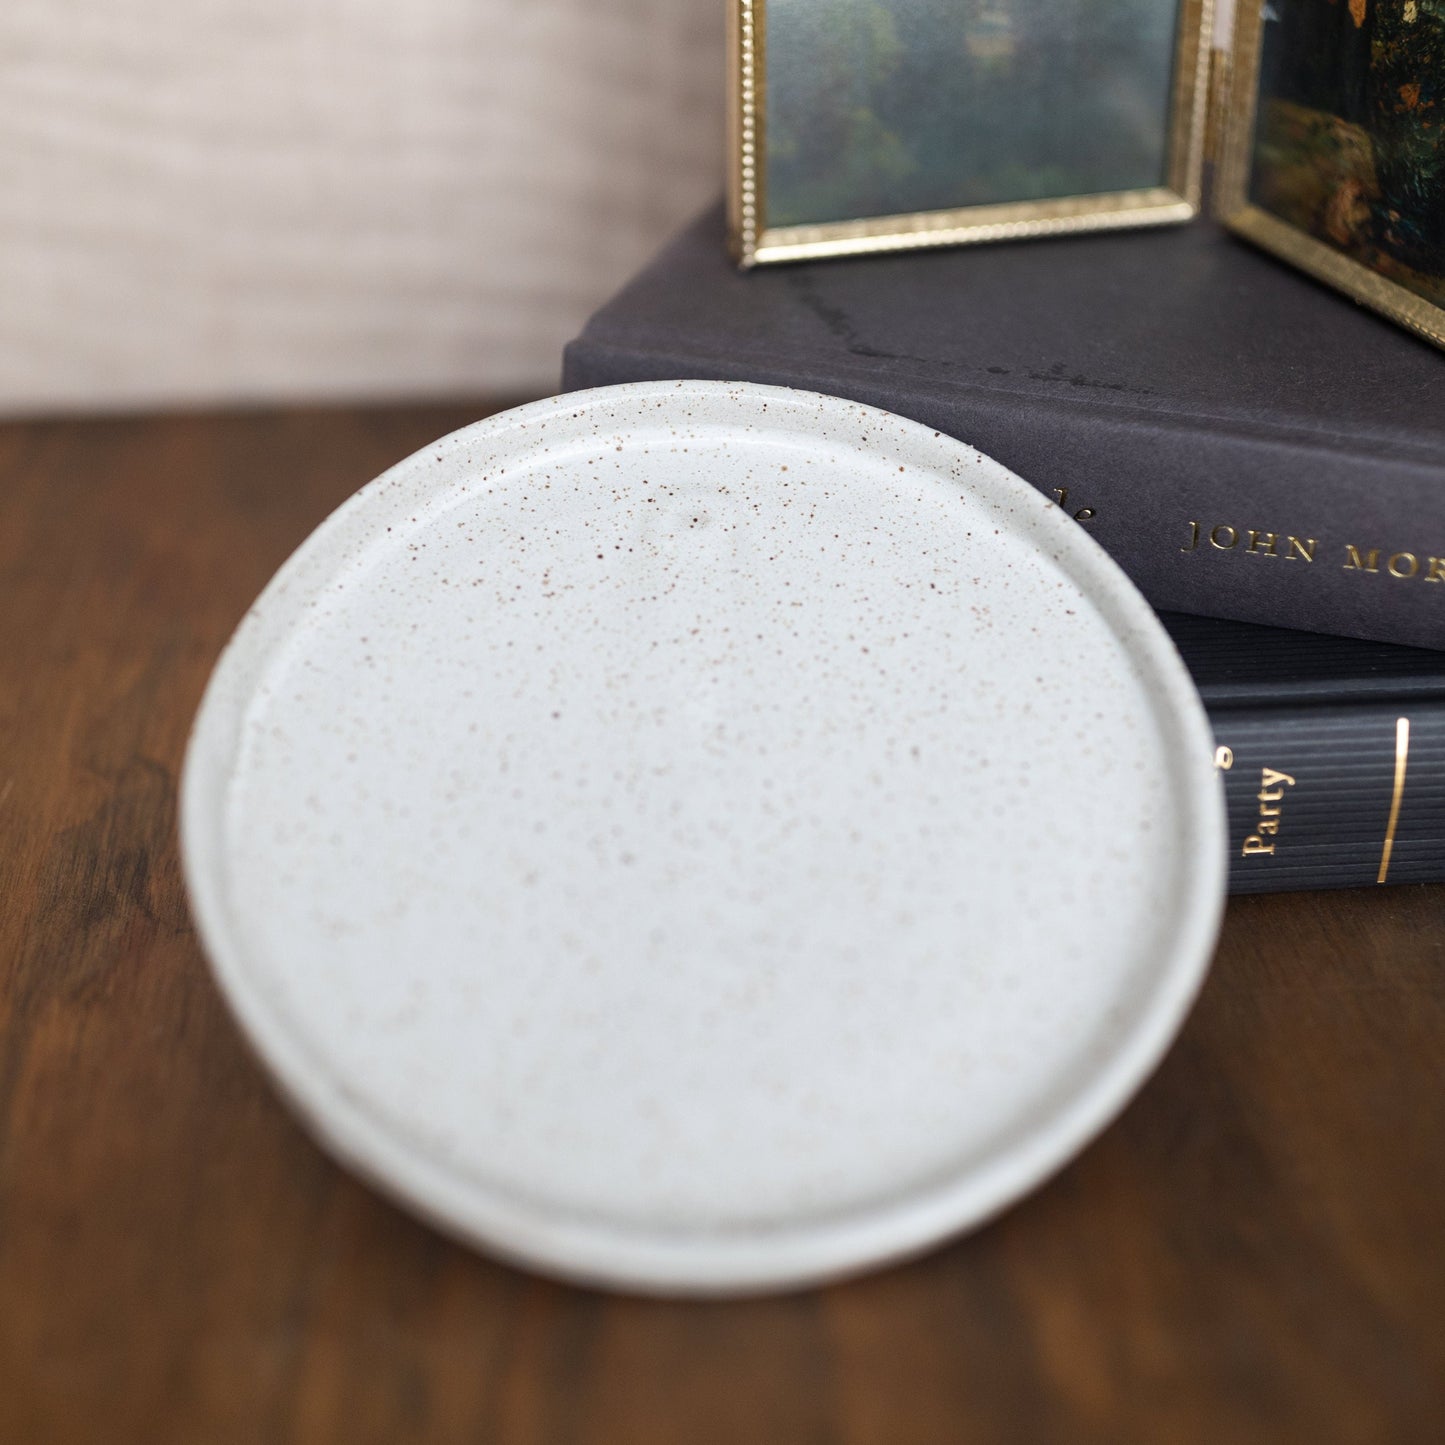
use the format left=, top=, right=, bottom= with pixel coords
left=562, top=206, right=1444, bottom=893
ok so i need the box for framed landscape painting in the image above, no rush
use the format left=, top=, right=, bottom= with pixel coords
left=1218, top=0, right=1445, bottom=349
left=727, top=0, right=1213, bottom=266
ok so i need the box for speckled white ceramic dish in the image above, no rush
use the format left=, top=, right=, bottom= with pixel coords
left=181, top=380, right=1226, bottom=1295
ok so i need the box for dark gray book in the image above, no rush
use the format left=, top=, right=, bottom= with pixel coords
left=563, top=204, right=1445, bottom=651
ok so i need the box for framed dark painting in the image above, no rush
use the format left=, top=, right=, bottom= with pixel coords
left=1218, top=0, right=1445, bottom=349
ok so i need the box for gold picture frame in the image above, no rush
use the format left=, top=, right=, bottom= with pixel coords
left=1215, top=0, right=1445, bottom=351
left=728, top=0, right=1214, bottom=268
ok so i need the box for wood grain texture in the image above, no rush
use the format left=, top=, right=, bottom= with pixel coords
left=1, top=406, right=1442, bottom=1444
left=0, top=2, right=722, bottom=415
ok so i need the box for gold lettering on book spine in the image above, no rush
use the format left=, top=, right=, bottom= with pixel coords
left=1180, top=524, right=1441, bottom=600
left=1241, top=767, right=1296, bottom=858
left=1180, top=521, right=1319, bottom=562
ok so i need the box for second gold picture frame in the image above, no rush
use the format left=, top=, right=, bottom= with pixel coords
left=1214, top=0, right=1445, bottom=351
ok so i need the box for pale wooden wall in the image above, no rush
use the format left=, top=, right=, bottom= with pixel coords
left=0, top=1, right=722, bottom=415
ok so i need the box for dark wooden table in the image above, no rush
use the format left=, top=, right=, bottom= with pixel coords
left=2, top=405, right=1441, bottom=1444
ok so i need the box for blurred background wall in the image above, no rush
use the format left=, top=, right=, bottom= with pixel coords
left=0, top=0, right=722, bottom=416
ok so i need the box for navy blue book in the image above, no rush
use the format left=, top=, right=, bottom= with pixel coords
left=563, top=204, right=1445, bottom=652
left=1161, top=613, right=1444, bottom=892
